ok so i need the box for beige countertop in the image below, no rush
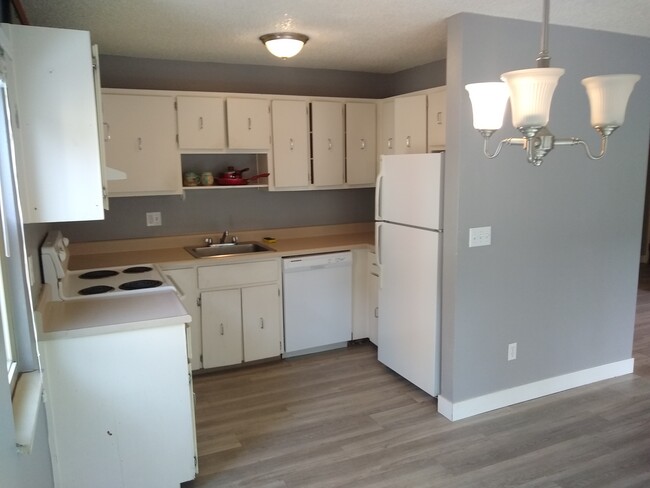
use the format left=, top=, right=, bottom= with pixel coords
left=68, top=223, right=375, bottom=270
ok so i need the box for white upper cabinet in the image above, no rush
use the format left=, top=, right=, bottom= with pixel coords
left=271, top=100, right=310, bottom=188
left=177, top=96, right=226, bottom=150
left=345, top=102, right=377, bottom=185
left=427, top=87, right=446, bottom=150
left=394, top=94, right=427, bottom=154
left=226, top=97, right=271, bottom=150
left=311, top=101, right=345, bottom=187
left=379, top=99, right=396, bottom=156
left=103, top=92, right=182, bottom=196
left=5, top=23, right=105, bottom=223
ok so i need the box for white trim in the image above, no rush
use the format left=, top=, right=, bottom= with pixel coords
left=438, top=358, right=634, bottom=421
left=12, top=370, right=42, bottom=454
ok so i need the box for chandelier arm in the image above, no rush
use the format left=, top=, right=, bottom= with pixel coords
left=555, top=136, right=609, bottom=160
left=482, top=136, right=525, bottom=159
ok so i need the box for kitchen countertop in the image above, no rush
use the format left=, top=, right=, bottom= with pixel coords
left=68, top=224, right=375, bottom=270
left=37, top=287, right=191, bottom=340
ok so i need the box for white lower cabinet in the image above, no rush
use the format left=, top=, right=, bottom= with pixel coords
left=201, top=288, right=243, bottom=368
left=367, top=251, right=379, bottom=345
left=198, top=259, right=282, bottom=368
left=162, top=267, right=202, bottom=370
left=40, top=324, right=196, bottom=488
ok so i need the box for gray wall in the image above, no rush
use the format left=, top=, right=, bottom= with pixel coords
left=442, top=13, right=650, bottom=403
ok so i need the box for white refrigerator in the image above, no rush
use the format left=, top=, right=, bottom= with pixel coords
left=375, top=152, right=443, bottom=396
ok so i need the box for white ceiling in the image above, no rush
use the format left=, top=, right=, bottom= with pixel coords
left=20, top=0, right=650, bottom=74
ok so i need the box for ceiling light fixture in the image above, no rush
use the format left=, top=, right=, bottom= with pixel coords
left=465, top=0, right=640, bottom=166
left=259, top=32, right=309, bottom=59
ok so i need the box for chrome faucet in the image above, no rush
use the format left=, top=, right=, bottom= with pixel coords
left=204, top=237, right=213, bottom=246
left=219, top=230, right=229, bottom=244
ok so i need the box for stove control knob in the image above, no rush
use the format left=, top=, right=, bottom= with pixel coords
left=57, top=248, right=67, bottom=261
left=62, top=237, right=70, bottom=246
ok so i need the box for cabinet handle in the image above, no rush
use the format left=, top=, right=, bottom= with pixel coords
left=406, top=136, right=411, bottom=148
left=199, top=116, right=204, bottom=130
left=103, top=122, right=111, bottom=141
left=220, top=323, right=224, bottom=336
left=248, top=117, right=252, bottom=130
left=328, top=138, right=332, bottom=150
left=436, top=111, right=442, bottom=124
left=360, top=138, right=366, bottom=150
left=259, top=318, right=264, bottom=329
left=374, top=307, right=379, bottom=318
left=289, top=138, right=294, bottom=151
left=137, top=137, right=143, bottom=151
left=387, top=137, right=392, bottom=150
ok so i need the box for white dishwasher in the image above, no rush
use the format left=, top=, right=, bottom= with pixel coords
left=282, top=251, right=352, bottom=357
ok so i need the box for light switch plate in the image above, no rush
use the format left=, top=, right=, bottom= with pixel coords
left=146, top=212, right=162, bottom=227
left=469, top=226, right=491, bottom=247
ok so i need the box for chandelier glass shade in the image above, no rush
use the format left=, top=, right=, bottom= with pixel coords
left=259, top=33, right=309, bottom=59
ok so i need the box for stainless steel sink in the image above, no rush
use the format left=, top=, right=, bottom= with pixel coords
left=184, top=241, right=275, bottom=258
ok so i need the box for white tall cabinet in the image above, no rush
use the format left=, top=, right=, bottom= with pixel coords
left=345, top=102, right=377, bottom=185
left=271, top=100, right=310, bottom=188
left=4, top=23, right=106, bottom=222
left=102, top=92, right=181, bottom=196
left=311, top=101, right=345, bottom=187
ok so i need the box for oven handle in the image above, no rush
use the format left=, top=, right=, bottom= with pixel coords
left=164, top=273, right=185, bottom=298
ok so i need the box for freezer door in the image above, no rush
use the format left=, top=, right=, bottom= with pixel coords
left=375, top=153, right=443, bottom=230
left=376, top=221, right=440, bottom=396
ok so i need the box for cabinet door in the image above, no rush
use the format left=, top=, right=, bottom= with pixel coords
left=242, top=284, right=281, bottom=361
left=379, top=100, right=395, bottom=156
left=177, top=96, right=226, bottom=150
left=346, top=102, right=377, bottom=185
left=311, top=101, right=345, bottom=186
left=8, top=24, right=105, bottom=223
left=271, top=100, right=310, bottom=188
left=367, top=252, right=379, bottom=346
left=427, top=88, right=446, bottom=149
left=103, top=93, right=181, bottom=196
left=201, top=289, right=243, bottom=368
left=164, top=267, right=202, bottom=370
left=226, top=97, right=271, bottom=149
left=394, top=94, right=427, bottom=154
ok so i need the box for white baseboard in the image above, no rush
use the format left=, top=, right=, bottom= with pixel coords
left=437, top=358, right=635, bottom=421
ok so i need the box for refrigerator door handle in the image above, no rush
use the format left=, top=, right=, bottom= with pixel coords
left=375, top=174, right=384, bottom=220
left=376, top=223, right=383, bottom=289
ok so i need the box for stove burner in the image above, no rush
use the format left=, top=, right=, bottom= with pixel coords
left=123, top=266, right=153, bottom=274
left=79, top=270, right=120, bottom=280
left=119, top=279, right=163, bottom=291
left=78, top=285, right=115, bottom=296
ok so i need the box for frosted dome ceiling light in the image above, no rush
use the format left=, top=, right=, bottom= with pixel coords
left=260, top=33, right=309, bottom=59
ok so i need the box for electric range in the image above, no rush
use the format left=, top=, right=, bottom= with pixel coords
left=41, top=230, right=175, bottom=301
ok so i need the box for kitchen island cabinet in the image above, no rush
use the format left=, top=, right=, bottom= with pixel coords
left=102, top=91, right=182, bottom=196
left=163, top=266, right=202, bottom=370
left=39, top=291, right=197, bottom=488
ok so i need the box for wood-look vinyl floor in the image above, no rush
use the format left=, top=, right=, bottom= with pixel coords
left=183, top=267, right=650, bottom=487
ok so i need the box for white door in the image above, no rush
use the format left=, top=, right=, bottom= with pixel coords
left=242, top=284, right=282, bottom=361
left=177, top=96, right=226, bottom=150
left=394, top=94, right=427, bottom=154
left=376, top=153, right=443, bottom=230
left=346, top=102, right=377, bottom=185
left=271, top=100, right=310, bottom=188
left=201, top=289, right=243, bottom=368
left=427, top=88, right=446, bottom=149
left=226, top=98, right=271, bottom=149
left=376, top=222, right=440, bottom=396
left=311, top=101, right=345, bottom=186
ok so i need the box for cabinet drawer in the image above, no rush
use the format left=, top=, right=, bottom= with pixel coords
left=198, top=260, right=279, bottom=289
